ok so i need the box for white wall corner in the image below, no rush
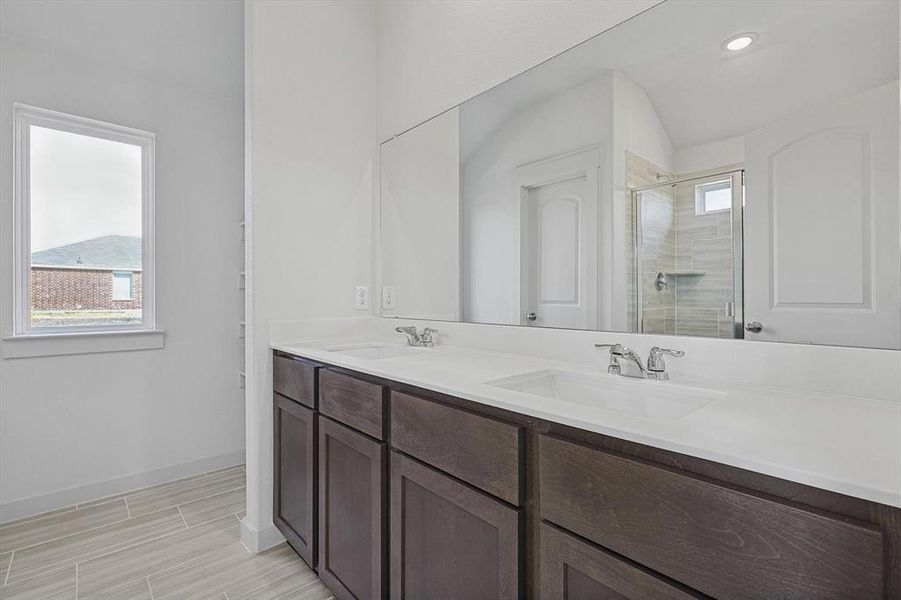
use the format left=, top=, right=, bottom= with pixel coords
left=240, top=517, right=285, bottom=553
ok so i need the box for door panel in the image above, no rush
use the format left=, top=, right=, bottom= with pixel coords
left=522, top=173, right=597, bottom=330
left=744, top=83, right=900, bottom=348
left=273, top=394, right=316, bottom=566
left=319, top=417, right=386, bottom=600
left=518, top=156, right=598, bottom=329
left=390, top=452, right=519, bottom=600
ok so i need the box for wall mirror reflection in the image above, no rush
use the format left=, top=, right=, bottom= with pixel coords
left=380, top=0, right=900, bottom=350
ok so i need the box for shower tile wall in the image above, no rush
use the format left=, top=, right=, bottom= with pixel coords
left=672, top=181, right=734, bottom=338
left=626, top=152, right=673, bottom=333
left=637, top=186, right=677, bottom=335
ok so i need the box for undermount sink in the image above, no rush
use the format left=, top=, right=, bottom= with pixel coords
left=486, top=369, right=723, bottom=421
left=322, top=343, right=427, bottom=360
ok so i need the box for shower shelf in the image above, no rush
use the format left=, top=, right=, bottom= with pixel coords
left=654, top=270, right=705, bottom=290
left=663, top=271, right=706, bottom=277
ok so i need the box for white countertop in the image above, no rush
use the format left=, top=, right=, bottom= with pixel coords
left=273, top=338, right=901, bottom=508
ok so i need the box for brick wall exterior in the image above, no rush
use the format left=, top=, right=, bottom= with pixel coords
left=30, top=267, right=143, bottom=311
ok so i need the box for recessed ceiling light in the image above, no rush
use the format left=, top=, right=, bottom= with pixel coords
left=723, top=33, right=757, bottom=52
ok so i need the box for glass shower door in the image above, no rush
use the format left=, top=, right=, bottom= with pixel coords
left=633, top=170, right=743, bottom=338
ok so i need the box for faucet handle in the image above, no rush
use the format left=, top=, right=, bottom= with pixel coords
left=647, top=347, right=684, bottom=373
left=594, top=343, right=624, bottom=354
left=420, top=327, right=439, bottom=347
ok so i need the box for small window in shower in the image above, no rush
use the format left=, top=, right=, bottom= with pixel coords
left=695, top=179, right=732, bottom=215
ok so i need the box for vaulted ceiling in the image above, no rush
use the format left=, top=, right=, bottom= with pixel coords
left=462, top=0, right=898, bottom=158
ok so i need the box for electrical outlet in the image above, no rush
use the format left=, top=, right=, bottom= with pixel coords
left=354, top=286, right=369, bottom=310
left=382, top=286, right=396, bottom=309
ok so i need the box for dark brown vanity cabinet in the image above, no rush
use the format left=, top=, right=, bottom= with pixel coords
left=318, top=416, right=387, bottom=600
left=390, top=390, right=522, bottom=505
left=273, top=353, right=318, bottom=409
left=539, top=434, right=884, bottom=600
left=390, top=452, right=520, bottom=600
left=272, top=353, right=320, bottom=568
left=273, top=351, right=901, bottom=600
left=273, top=394, right=317, bottom=566
left=539, top=522, right=700, bottom=600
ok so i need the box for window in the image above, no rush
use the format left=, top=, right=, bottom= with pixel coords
left=112, top=272, right=133, bottom=301
left=695, top=179, right=732, bottom=215
left=13, top=104, right=155, bottom=335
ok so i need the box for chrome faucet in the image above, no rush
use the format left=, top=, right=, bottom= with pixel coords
left=594, top=343, right=685, bottom=380
left=594, top=343, right=647, bottom=378
left=395, top=325, right=439, bottom=348
left=646, top=347, right=685, bottom=380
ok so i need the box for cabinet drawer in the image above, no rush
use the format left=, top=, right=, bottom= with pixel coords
left=390, top=452, right=520, bottom=600
left=540, top=522, right=700, bottom=600
left=539, top=435, right=883, bottom=600
left=273, top=353, right=318, bottom=409
left=391, top=391, right=521, bottom=505
left=319, top=370, right=386, bottom=440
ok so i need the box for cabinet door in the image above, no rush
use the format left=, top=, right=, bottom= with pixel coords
left=539, top=522, right=700, bottom=600
left=390, top=452, right=520, bottom=600
left=273, top=394, right=316, bottom=566
left=319, top=417, right=386, bottom=600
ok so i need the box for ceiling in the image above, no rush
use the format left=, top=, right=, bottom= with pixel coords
left=461, top=0, right=899, bottom=159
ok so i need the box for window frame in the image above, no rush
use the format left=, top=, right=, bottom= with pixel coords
left=694, top=179, right=732, bottom=215
left=12, top=103, right=156, bottom=337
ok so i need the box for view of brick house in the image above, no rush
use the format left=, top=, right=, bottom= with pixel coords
left=30, top=235, right=142, bottom=311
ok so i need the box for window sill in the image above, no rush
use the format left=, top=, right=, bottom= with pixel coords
left=2, top=329, right=165, bottom=359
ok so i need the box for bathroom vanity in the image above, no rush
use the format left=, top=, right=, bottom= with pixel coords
left=270, top=343, right=900, bottom=600
left=261, top=1, right=901, bottom=597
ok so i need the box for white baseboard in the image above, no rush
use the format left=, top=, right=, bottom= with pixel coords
left=0, top=448, right=246, bottom=523
left=240, top=517, right=285, bottom=553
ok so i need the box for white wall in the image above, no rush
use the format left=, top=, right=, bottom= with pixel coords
left=244, top=0, right=377, bottom=550
left=673, top=135, right=745, bottom=175
left=608, top=71, right=675, bottom=330
left=381, top=108, right=460, bottom=321
left=376, top=0, right=662, bottom=141
left=462, top=77, right=613, bottom=324
left=0, top=0, right=245, bottom=520
left=611, top=71, right=674, bottom=172
left=460, top=70, right=674, bottom=330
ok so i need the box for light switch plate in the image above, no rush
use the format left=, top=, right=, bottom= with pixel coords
left=354, top=286, right=369, bottom=310
left=382, top=286, right=396, bottom=310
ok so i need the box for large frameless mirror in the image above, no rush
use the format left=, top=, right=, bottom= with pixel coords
left=380, top=0, right=900, bottom=350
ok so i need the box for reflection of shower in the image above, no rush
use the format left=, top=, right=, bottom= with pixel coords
left=631, top=170, right=744, bottom=339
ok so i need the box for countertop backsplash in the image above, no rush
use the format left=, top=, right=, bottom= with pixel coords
left=269, top=316, right=900, bottom=403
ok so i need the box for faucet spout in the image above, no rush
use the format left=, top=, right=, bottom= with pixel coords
left=395, top=325, right=421, bottom=346
left=594, top=343, right=646, bottom=379
left=618, top=348, right=647, bottom=378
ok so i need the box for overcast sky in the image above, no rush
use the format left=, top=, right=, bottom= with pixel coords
left=30, top=125, right=142, bottom=252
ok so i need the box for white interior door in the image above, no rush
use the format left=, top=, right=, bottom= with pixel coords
left=522, top=175, right=597, bottom=329
left=744, top=83, right=899, bottom=348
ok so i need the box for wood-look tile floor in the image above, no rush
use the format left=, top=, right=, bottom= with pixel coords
left=0, top=466, right=333, bottom=600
